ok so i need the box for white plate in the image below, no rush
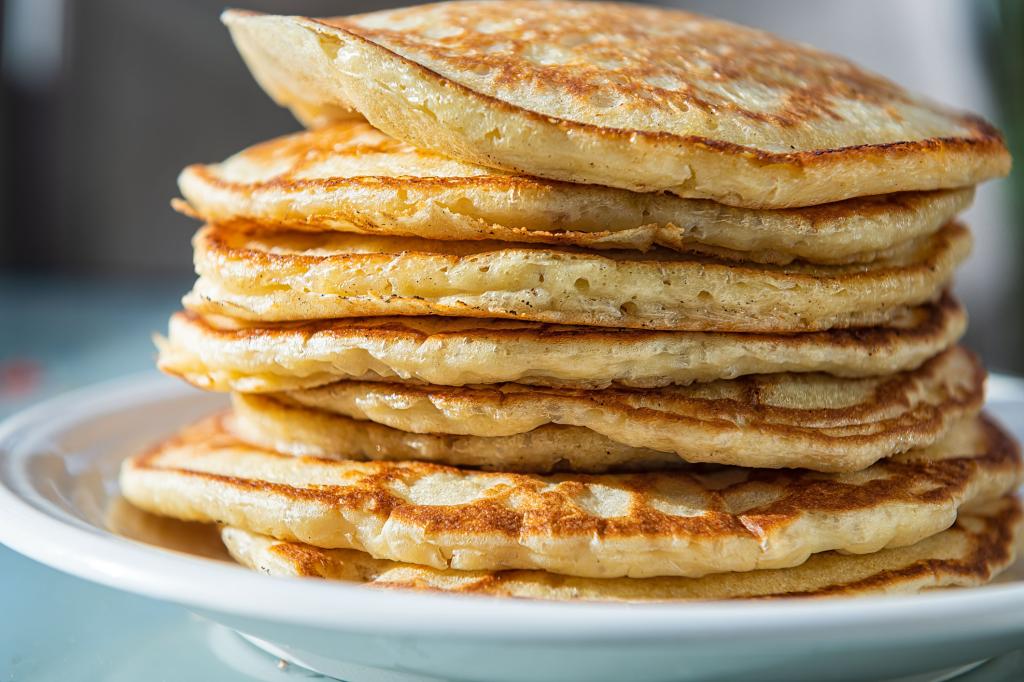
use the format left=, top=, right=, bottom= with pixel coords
left=2, top=372, right=1024, bottom=682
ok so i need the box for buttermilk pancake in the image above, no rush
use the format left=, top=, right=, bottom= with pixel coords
left=231, top=346, right=985, bottom=473
left=230, top=395, right=679, bottom=473
left=224, top=496, right=1022, bottom=600
left=222, top=2, right=1010, bottom=208
left=160, top=296, right=966, bottom=391
left=177, top=121, right=973, bottom=265
left=119, top=414, right=1022, bottom=579
left=184, top=222, right=969, bottom=331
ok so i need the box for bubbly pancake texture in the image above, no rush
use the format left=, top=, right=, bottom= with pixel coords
left=119, top=414, right=1022, bottom=578
left=184, top=222, right=969, bottom=331
left=177, top=121, right=973, bottom=265
left=234, top=346, right=985, bottom=472
left=159, top=297, right=966, bottom=391
left=222, top=496, right=1022, bottom=600
left=222, top=3, right=1010, bottom=207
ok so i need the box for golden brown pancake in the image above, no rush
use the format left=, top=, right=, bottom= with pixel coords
left=231, top=345, right=985, bottom=472
left=119, top=413, right=1022, bottom=578
left=222, top=496, right=1021, bottom=600
left=184, top=222, right=970, bottom=331
left=177, top=121, right=973, bottom=264
left=222, top=2, right=1009, bottom=207
left=159, top=295, right=966, bottom=391
left=228, top=396, right=682, bottom=474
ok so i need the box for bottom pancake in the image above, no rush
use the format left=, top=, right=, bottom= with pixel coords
left=119, top=413, right=1021, bottom=579
left=221, top=496, right=1022, bottom=601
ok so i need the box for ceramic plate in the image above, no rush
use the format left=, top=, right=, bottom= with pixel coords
left=2, top=372, right=1024, bottom=682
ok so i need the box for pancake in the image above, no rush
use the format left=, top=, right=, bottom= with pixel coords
left=119, top=414, right=1022, bottom=579
left=184, top=221, right=970, bottom=331
left=223, top=496, right=1022, bottom=600
left=176, top=121, right=973, bottom=265
left=229, top=399, right=680, bottom=474
left=158, top=295, right=966, bottom=391
left=231, top=345, right=985, bottom=473
left=222, top=3, right=1010, bottom=208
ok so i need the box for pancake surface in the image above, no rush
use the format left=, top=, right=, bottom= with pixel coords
left=178, top=121, right=973, bottom=264
left=229, top=398, right=681, bottom=474
left=233, top=346, right=985, bottom=472
left=119, top=414, right=1022, bottom=578
left=160, top=297, right=966, bottom=391
left=185, top=222, right=969, bottom=331
left=223, top=3, right=1010, bottom=207
left=224, top=496, right=1022, bottom=600
left=159, top=296, right=966, bottom=391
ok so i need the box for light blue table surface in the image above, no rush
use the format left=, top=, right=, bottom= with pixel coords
left=0, top=276, right=331, bottom=680
left=2, top=275, right=1024, bottom=682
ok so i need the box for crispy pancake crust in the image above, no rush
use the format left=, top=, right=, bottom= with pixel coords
left=177, top=121, right=973, bottom=264
left=120, top=414, right=1022, bottom=578
left=233, top=346, right=986, bottom=472
left=159, top=295, right=966, bottom=391
left=222, top=3, right=1010, bottom=207
left=184, top=222, right=969, bottom=331
left=222, top=496, right=1022, bottom=600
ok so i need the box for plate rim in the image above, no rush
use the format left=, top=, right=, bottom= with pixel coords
left=2, top=372, right=1024, bottom=642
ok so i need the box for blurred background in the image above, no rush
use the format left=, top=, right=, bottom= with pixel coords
left=0, top=0, right=1021, bottom=415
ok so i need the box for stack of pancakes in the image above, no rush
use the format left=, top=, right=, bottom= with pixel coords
left=121, top=1, right=1023, bottom=600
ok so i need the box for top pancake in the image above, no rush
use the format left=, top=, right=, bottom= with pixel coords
left=222, top=2, right=1010, bottom=208
left=177, top=121, right=973, bottom=264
